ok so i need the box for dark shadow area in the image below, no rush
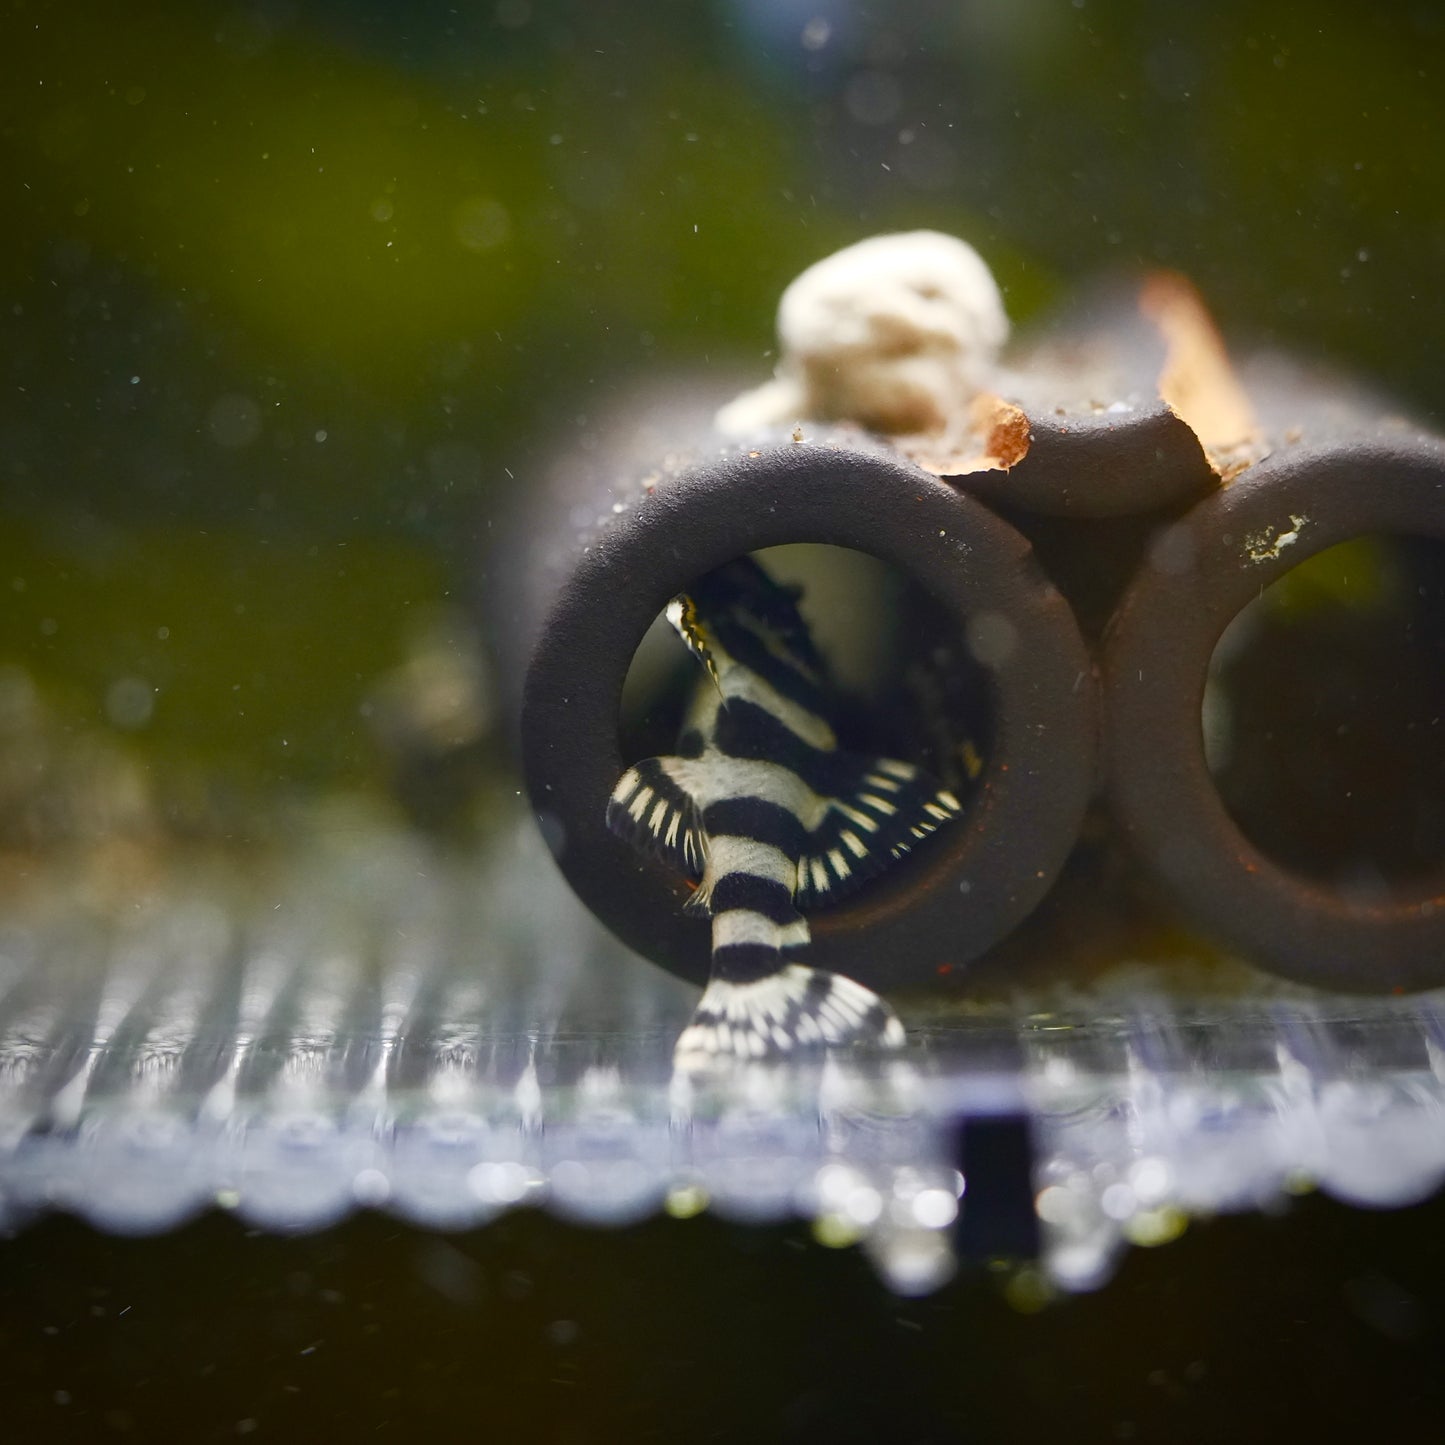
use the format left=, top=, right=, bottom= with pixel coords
left=2, top=1194, right=1444, bottom=1444
left=1207, top=536, right=1445, bottom=890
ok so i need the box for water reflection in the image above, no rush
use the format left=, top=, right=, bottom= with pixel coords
left=3, top=796, right=1443, bottom=1299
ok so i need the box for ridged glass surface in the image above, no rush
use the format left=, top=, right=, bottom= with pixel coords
left=2, top=809, right=1443, bottom=1297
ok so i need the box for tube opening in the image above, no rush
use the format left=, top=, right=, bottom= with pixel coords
left=619, top=541, right=993, bottom=824
left=1205, top=534, right=1445, bottom=894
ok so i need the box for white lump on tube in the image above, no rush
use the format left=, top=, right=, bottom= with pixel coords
left=716, top=230, right=1010, bottom=440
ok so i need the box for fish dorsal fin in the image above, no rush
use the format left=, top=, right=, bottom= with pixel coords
left=607, top=756, right=708, bottom=877
left=793, top=753, right=962, bottom=910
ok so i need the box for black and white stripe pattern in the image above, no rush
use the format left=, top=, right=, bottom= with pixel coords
left=607, top=558, right=964, bottom=1065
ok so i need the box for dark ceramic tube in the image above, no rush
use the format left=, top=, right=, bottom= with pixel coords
left=953, top=385, right=1217, bottom=521
left=947, top=274, right=1231, bottom=521
left=497, top=418, right=1097, bottom=990
left=1104, top=438, right=1445, bottom=991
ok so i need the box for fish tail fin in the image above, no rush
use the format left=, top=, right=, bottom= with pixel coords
left=673, top=963, right=905, bottom=1067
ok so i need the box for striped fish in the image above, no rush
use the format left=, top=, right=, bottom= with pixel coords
left=608, top=557, right=963, bottom=1065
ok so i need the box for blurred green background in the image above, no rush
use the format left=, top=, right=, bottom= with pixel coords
left=3, top=0, right=1442, bottom=802
left=4, top=4, right=1445, bottom=1440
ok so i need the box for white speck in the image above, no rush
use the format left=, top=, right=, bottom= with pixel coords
left=314, top=429, right=328, bottom=443
left=105, top=676, right=155, bottom=730
left=911, top=1188, right=958, bottom=1228
left=1034, top=1185, right=1077, bottom=1226
left=467, top=1160, right=532, bottom=1204
left=1042, top=1055, right=1076, bottom=1086
left=845, top=1186, right=883, bottom=1226
left=1100, top=1182, right=1138, bottom=1220
left=453, top=196, right=510, bottom=251
left=351, top=1168, right=391, bottom=1206
left=208, top=393, right=262, bottom=449
left=801, top=16, right=831, bottom=49
left=1130, top=1156, right=1172, bottom=1205
left=1244, top=513, right=1309, bottom=563
left=966, top=611, right=1018, bottom=667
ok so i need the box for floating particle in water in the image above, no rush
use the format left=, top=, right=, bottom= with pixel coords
left=105, top=676, right=155, bottom=730
left=207, top=394, right=262, bottom=449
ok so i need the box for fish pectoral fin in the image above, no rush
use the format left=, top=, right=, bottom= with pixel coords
left=672, top=963, right=905, bottom=1066
left=606, top=755, right=708, bottom=877
left=793, top=751, right=965, bottom=910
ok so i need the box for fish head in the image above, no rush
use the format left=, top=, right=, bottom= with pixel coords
left=666, top=557, right=826, bottom=691
left=665, top=592, right=723, bottom=690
